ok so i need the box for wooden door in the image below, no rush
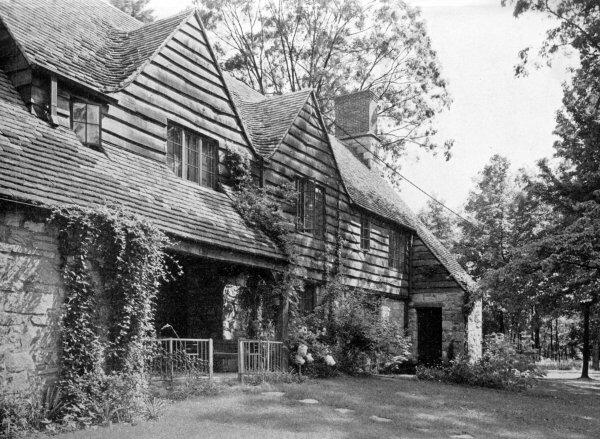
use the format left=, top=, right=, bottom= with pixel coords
left=417, top=307, right=443, bottom=365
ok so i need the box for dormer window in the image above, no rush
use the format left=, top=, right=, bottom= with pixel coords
left=71, top=101, right=101, bottom=147
left=167, top=123, right=218, bottom=189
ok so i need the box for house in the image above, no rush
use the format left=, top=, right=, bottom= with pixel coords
left=0, top=0, right=481, bottom=389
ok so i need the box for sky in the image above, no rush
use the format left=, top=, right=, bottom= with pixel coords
left=148, top=0, right=572, bottom=212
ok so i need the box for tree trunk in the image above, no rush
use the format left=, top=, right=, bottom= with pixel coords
left=581, top=303, right=591, bottom=379
left=555, top=319, right=560, bottom=361
left=592, top=341, right=599, bottom=371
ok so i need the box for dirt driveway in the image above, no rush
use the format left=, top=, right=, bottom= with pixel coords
left=54, top=370, right=600, bottom=439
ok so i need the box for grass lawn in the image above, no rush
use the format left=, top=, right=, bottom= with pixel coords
left=52, top=370, right=600, bottom=439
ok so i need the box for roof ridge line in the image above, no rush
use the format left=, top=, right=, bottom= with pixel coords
left=110, top=8, right=197, bottom=92
left=263, top=90, right=312, bottom=160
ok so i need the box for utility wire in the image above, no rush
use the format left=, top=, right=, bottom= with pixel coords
left=321, top=112, right=480, bottom=229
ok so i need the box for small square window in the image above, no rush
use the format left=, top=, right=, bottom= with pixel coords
left=70, top=101, right=101, bottom=147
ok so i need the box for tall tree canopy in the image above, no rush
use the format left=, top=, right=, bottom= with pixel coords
left=198, top=0, right=453, bottom=170
left=498, top=0, right=600, bottom=378
left=110, top=0, right=155, bottom=23
left=417, top=196, right=456, bottom=249
left=455, top=155, right=514, bottom=280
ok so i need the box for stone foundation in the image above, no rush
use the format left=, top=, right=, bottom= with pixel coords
left=0, top=204, right=63, bottom=390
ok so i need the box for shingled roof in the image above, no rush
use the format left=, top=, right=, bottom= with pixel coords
left=225, top=75, right=312, bottom=157
left=0, top=69, right=284, bottom=264
left=0, top=0, right=192, bottom=92
left=329, top=135, right=476, bottom=293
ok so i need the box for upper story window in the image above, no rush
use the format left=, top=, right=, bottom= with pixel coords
left=360, top=214, right=370, bottom=251
left=167, top=123, right=218, bottom=189
left=298, top=284, right=316, bottom=315
left=71, top=101, right=101, bottom=147
left=389, top=228, right=411, bottom=272
left=296, top=178, right=325, bottom=237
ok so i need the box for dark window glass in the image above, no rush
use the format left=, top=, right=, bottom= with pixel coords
left=71, top=102, right=101, bottom=147
left=314, top=186, right=325, bottom=238
left=299, top=284, right=316, bottom=315
left=388, top=229, right=412, bottom=273
left=202, top=139, right=217, bottom=188
left=167, top=123, right=218, bottom=188
left=360, top=214, right=370, bottom=250
left=296, top=178, right=326, bottom=237
left=303, top=180, right=315, bottom=233
left=186, top=131, right=201, bottom=184
left=167, top=125, right=183, bottom=177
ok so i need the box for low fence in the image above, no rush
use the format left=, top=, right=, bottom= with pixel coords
left=147, top=338, right=213, bottom=382
left=238, top=339, right=286, bottom=380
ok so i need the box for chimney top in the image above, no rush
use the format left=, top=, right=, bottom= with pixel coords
left=334, top=90, right=378, bottom=138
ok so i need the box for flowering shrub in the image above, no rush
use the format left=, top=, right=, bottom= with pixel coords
left=288, top=281, right=411, bottom=376
left=416, top=333, right=545, bottom=391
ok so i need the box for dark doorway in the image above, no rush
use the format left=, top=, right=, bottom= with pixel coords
left=417, top=307, right=443, bottom=365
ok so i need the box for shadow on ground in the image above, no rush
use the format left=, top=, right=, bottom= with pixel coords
left=55, top=371, right=600, bottom=439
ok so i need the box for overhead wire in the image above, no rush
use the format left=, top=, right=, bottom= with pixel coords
left=320, top=112, right=480, bottom=229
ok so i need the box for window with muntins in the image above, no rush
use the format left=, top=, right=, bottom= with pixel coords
left=388, top=228, right=411, bottom=272
left=167, top=124, right=218, bottom=189
left=360, top=214, right=370, bottom=250
left=296, top=178, right=326, bottom=237
left=299, top=284, right=316, bottom=315
left=71, top=101, right=101, bottom=147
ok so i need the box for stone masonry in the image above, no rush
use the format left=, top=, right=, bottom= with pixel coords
left=0, top=203, right=63, bottom=391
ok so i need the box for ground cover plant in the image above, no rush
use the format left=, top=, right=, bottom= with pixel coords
left=416, top=333, right=545, bottom=391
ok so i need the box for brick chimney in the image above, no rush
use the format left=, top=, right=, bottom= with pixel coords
left=334, top=90, right=381, bottom=169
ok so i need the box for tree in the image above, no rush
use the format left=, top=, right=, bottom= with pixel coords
left=198, top=0, right=453, bottom=172
left=110, top=0, right=155, bottom=23
left=500, top=0, right=600, bottom=378
left=455, top=155, right=514, bottom=280
left=417, top=196, right=456, bottom=249
left=455, top=156, right=552, bottom=337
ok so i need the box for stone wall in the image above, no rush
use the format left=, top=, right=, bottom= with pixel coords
left=408, top=236, right=482, bottom=361
left=407, top=288, right=466, bottom=361
left=0, top=203, right=63, bottom=390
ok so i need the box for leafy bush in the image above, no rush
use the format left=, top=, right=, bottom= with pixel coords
left=142, top=396, right=167, bottom=421
left=0, top=381, right=65, bottom=438
left=242, top=371, right=306, bottom=385
left=416, top=333, right=545, bottom=391
left=166, top=379, right=223, bottom=401
left=536, top=357, right=580, bottom=371
left=288, top=281, right=411, bottom=376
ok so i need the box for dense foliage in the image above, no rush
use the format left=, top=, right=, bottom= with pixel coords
left=288, top=280, right=411, bottom=376
left=110, top=0, right=155, bottom=22
left=199, top=0, right=453, bottom=171
left=51, top=205, right=172, bottom=426
left=417, top=196, right=457, bottom=249
left=225, top=149, right=305, bottom=338
left=489, top=0, right=600, bottom=378
left=416, top=334, right=544, bottom=391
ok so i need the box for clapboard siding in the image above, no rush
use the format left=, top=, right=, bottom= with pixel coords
left=410, top=237, right=461, bottom=291
left=103, top=13, right=252, bottom=167
left=264, top=96, right=410, bottom=296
